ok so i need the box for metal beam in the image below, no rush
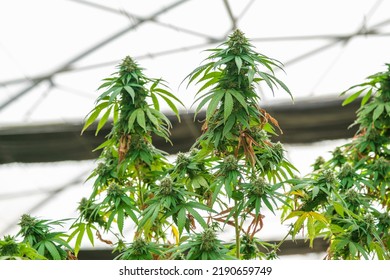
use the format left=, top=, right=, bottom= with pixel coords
left=0, top=0, right=190, bottom=112
left=77, top=238, right=328, bottom=259
left=0, top=96, right=360, bottom=164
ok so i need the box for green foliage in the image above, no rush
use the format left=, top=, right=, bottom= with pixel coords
left=12, top=29, right=386, bottom=260
left=0, top=235, right=46, bottom=260
left=114, top=238, right=163, bottom=260
left=70, top=30, right=296, bottom=260
left=168, top=225, right=233, bottom=260
left=181, top=29, right=296, bottom=259
left=2, top=214, right=74, bottom=260
left=284, top=64, right=390, bottom=259
left=69, top=55, right=197, bottom=257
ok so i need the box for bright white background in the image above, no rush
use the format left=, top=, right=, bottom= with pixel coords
left=1, top=0, right=389, bottom=259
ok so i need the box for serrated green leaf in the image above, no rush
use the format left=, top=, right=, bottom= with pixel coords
left=271, top=74, right=292, bottom=99
left=197, top=71, right=221, bottom=83
left=67, top=226, right=80, bottom=243
left=109, top=87, right=122, bottom=103
left=185, top=206, right=207, bottom=229
left=177, top=207, right=186, bottom=235
left=185, top=62, right=214, bottom=88
left=385, top=103, right=390, bottom=115
left=258, top=72, right=274, bottom=93
left=293, top=213, right=307, bottom=236
left=309, top=211, right=328, bottom=224
left=354, top=242, right=369, bottom=259
left=158, top=94, right=181, bottom=121
left=349, top=242, right=357, bottom=257
left=117, top=207, right=124, bottom=235
left=196, top=78, right=218, bottom=94
left=229, top=89, right=248, bottom=113
left=224, top=91, right=233, bottom=122
left=154, top=88, right=185, bottom=107
left=150, top=92, right=160, bottom=111
left=206, top=90, right=224, bottom=120
left=97, top=87, right=115, bottom=101
left=98, top=80, right=114, bottom=90
left=372, top=104, right=384, bottom=122
left=74, top=223, right=85, bottom=256
left=342, top=89, right=364, bottom=106
left=361, top=88, right=372, bottom=106
left=185, top=201, right=212, bottom=212
left=333, top=202, right=344, bottom=217
left=307, top=216, right=315, bottom=248
left=255, top=197, right=261, bottom=216
left=213, top=56, right=234, bottom=68
left=262, top=196, right=275, bottom=214
left=222, top=115, right=235, bottom=137
left=81, top=109, right=101, bottom=135
left=136, top=109, right=146, bottom=131
left=113, top=102, right=119, bottom=123
left=235, top=56, right=242, bottom=73
left=45, top=241, right=61, bottom=260
left=149, top=108, right=171, bottom=128
left=194, top=92, right=214, bottom=116
left=124, top=85, right=135, bottom=102
left=86, top=224, right=94, bottom=246
left=146, top=108, right=159, bottom=128
left=96, top=106, right=112, bottom=135
left=312, top=185, right=319, bottom=199
left=248, top=68, right=255, bottom=84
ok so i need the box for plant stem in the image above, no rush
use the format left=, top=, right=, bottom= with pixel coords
left=135, top=164, right=144, bottom=208
left=274, top=230, right=290, bottom=253
left=234, top=199, right=241, bottom=259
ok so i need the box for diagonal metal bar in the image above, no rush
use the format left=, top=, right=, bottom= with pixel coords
left=282, top=17, right=390, bottom=68
left=251, top=30, right=382, bottom=42
left=0, top=171, right=88, bottom=235
left=223, top=0, right=237, bottom=30
left=308, top=0, right=384, bottom=95
left=236, top=0, right=255, bottom=21
left=3, top=30, right=390, bottom=88
left=0, top=0, right=190, bottom=113
left=2, top=18, right=390, bottom=88
left=68, top=0, right=217, bottom=43
left=2, top=29, right=390, bottom=88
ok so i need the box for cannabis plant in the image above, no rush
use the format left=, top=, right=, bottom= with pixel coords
left=283, top=64, right=390, bottom=259
left=0, top=214, right=73, bottom=260
left=70, top=55, right=208, bottom=258
left=0, top=235, right=45, bottom=260
left=74, top=30, right=296, bottom=260
left=175, top=29, right=296, bottom=259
